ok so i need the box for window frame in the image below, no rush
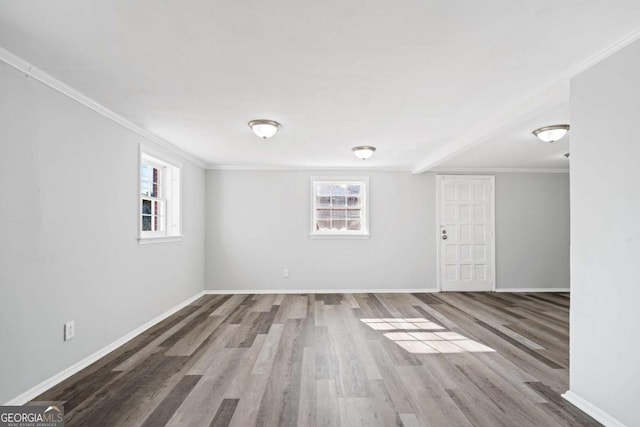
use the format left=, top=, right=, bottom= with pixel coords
left=139, top=145, right=182, bottom=244
left=309, top=176, right=370, bottom=239
left=140, top=157, right=167, bottom=237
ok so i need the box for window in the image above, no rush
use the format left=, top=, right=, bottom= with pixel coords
left=139, top=147, right=181, bottom=242
left=310, top=177, right=369, bottom=237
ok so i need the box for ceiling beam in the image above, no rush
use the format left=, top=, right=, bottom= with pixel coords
left=411, top=81, right=569, bottom=174
left=411, top=26, right=640, bottom=175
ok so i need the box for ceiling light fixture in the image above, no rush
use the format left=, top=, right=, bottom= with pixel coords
left=532, top=124, right=570, bottom=143
left=248, top=119, right=281, bottom=139
left=352, top=146, right=377, bottom=160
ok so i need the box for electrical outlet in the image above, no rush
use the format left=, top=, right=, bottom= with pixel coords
left=283, top=269, right=290, bottom=278
left=64, top=321, right=75, bottom=341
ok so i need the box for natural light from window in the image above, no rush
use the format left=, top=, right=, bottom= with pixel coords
left=310, top=177, right=369, bottom=237
left=360, top=318, right=495, bottom=354
left=139, top=146, right=182, bottom=243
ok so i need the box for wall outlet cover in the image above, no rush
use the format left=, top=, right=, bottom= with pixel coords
left=64, top=321, right=75, bottom=341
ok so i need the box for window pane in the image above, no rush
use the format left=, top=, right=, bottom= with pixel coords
left=331, top=184, right=346, bottom=196
left=142, top=199, right=152, bottom=214
left=141, top=180, right=150, bottom=197
left=316, top=220, right=330, bottom=231
left=158, top=201, right=166, bottom=219
left=155, top=215, right=166, bottom=232
left=317, top=209, right=330, bottom=219
left=331, top=196, right=346, bottom=206
left=347, top=184, right=361, bottom=195
left=142, top=215, right=152, bottom=231
left=140, top=152, right=181, bottom=238
left=316, top=196, right=331, bottom=208
left=347, top=220, right=361, bottom=231
left=332, top=209, right=346, bottom=219
left=347, top=209, right=361, bottom=219
left=332, top=220, right=346, bottom=230
left=317, top=184, right=332, bottom=196
left=311, top=180, right=367, bottom=235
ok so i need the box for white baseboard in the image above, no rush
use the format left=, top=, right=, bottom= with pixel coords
left=205, top=288, right=568, bottom=295
left=562, top=390, right=626, bottom=427
left=495, top=288, right=570, bottom=293
left=204, top=288, right=438, bottom=295
left=4, top=291, right=205, bottom=406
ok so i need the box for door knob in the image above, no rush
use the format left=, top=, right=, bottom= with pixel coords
left=442, top=235, right=448, bottom=240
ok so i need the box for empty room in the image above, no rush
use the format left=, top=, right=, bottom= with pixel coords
left=1, top=1, right=639, bottom=426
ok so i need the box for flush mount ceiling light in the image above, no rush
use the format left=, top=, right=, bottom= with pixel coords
left=248, top=119, right=281, bottom=139
left=352, top=146, right=377, bottom=160
left=532, top=124, right=570, bottom=143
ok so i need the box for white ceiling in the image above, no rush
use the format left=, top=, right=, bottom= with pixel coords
left=435, top=102, right=571, bottom=171
left=1, top=1, right=639, bottom=171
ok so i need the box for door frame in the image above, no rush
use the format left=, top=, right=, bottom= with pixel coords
left=435, top=174, right=496, bottom=292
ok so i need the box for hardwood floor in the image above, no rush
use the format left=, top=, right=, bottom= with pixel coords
left=34, top=292, right=599, bottom=426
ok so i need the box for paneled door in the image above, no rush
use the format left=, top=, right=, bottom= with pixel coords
left=438, top=175, right=495, bottom=292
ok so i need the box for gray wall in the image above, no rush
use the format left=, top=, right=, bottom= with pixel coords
left=495, top=173, right=570, bottom=290
left=205, top=170, right=436, bottom=291
left=0, top=63, right=206, bottom=403
left=569, top=39, right=640, bottom=425
left=205, top=170, right=569, bottom=292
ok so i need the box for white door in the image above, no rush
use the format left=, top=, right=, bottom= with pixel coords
left=438, top=175, right=495, bottom=292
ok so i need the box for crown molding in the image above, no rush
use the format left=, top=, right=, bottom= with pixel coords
left=411, top=26, right=640, bottom=175
left=563, top=25, right=640, bottom=79
left=206, top=164, right=410, bottom=172
left=0, top=46, right=207, bottom=169
left=432, top=167, right=569, bottom=174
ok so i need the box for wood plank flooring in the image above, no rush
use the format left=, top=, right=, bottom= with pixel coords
left=33, top=292, right=599, bottom=426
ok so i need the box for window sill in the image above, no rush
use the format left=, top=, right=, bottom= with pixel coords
left=309, top=234, right=370, bottom=240
left=138, top=235, right=183, bottom=245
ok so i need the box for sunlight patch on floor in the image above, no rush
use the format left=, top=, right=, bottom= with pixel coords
left=360, top=318, right=445, bottom=331
left=361, top=318, right=495, bottom=354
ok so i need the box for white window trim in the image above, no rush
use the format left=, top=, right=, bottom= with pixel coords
left=138, top=236, right=184, bottom=245
left=309, top=176, right=370, bottom=239
left=138, top=145, right=183, bottom=244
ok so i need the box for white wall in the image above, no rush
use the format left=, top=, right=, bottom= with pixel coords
left=205, top=170, right=569, bottom=292
left=568, top=39, right=640, bottom=426
left=0, top=63, right=206, bottom=403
